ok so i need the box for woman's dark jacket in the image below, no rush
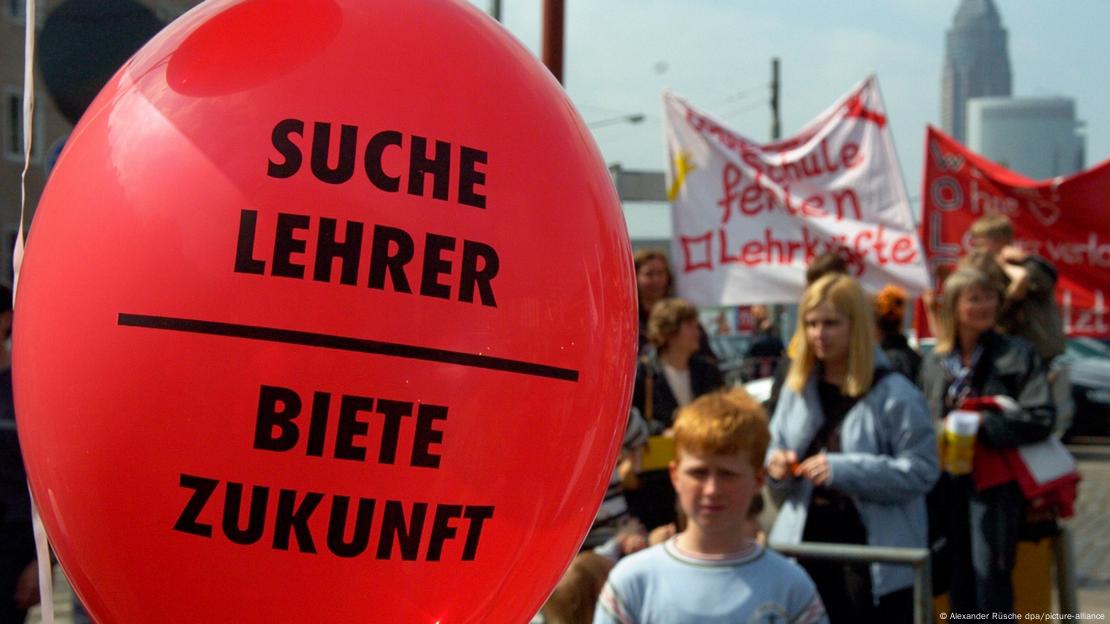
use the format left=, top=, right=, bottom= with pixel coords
left=918, top=331, right=1054, bottom=447
left=632, top=354, right=723, bottom=434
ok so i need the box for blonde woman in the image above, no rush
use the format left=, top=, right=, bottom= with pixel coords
left=766, top=274, right=938, bottom=623
left=918, top=267, right=1054, bottom=616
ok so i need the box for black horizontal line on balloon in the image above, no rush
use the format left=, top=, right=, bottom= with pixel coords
left=116, top=313, right=579, bottom=382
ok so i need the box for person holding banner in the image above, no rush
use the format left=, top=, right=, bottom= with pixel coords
left=968, top=214, right=1066, bottom=365
left=766, top=274, right=938, bottom=623
left=918, top=266, right=1055, bottom=616
left=626, top=298, right=723, bottom=531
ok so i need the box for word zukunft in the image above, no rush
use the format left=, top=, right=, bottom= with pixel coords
left=174, top=475, right=494, bottom=562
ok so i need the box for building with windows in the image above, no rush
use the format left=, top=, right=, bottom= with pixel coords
left=967, top=96, right=1086, bottom=180
left=1, top=0, right=58, bottom=283
left=940, top=0, right=1012, bottom=144
left=0, top=0, right=198, bottom=284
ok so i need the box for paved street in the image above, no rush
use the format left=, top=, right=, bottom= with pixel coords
left=1068, top=439, right=1110, bottom=616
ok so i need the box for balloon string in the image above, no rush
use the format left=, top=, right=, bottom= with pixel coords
left=15, top=0, right=32, bottom=295
left=31, top=493, right=54, bottom=623
left=20, top=1, right=54, bottom=622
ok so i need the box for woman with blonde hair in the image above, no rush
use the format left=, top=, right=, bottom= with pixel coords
left=918, top=266, right=1054, bottom=615
left=766, top=274, right=938, bottom=623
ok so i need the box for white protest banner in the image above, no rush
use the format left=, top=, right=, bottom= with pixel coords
left=663, top=76, right=929, bottom=306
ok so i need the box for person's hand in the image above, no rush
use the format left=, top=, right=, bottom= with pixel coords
left=797, top=453, right=831, bottom=486
left=1005, top=267, right=1031, bottom=301
left=615, top=517, right=647, bottom=555
left=13, top=560, right=40, bottom=610
left=766, top=449, right=797, bottom=481
left=998, top=244, right=1028, bottom=265
left=618, top=451, right=641, bottom=491
left=618, top=530, right=648, bottom=555
left=921, top=289, right=943, bottom=335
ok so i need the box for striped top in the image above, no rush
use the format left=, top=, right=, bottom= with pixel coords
left=595, top=536, right=827, bottom=624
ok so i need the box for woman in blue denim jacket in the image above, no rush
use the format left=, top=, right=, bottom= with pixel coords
left=766, top=274, right=939, bottom=623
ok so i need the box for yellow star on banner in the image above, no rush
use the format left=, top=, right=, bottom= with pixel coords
left=667, top=151, right=696, bottom=201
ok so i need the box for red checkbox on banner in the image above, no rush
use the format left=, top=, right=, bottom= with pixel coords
left=681, top=232, right=714, bottom=272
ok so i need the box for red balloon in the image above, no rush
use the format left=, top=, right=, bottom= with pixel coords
left=13, top=0, right=635, bottom=621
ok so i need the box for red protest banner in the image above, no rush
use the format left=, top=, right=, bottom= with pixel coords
left=920, top=126, right=1109, bottom=337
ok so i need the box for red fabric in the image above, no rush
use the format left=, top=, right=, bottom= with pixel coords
left=919, top=126, right=1110, bottom=339
left=956, top=396, right=1017, bottom=490
left=971, top=444, right=1014, bottom=490
left=1003, top=450, right=1081, bottom=518
left=958, top=396, right=1080, bottom=517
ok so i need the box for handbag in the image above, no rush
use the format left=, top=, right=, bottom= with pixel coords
left=1005, top=435, right=1081, bottom=518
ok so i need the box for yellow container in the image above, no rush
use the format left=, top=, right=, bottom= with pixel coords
left=943, top=429, right=975, bottom=475
left=943, top=410, right=979, bottom=475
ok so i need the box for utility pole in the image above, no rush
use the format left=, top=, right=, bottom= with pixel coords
left=489, top=0, right=501, bottom=22
left=542, top=0, right=565, bottom=84
left=770, top=57, right=781, bottom=141
left=770, top=57, right=787, bottom=344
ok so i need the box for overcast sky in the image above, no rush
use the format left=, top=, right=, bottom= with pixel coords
left=470, top=1, right=1109, bottom=235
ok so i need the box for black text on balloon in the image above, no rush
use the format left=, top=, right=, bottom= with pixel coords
left=252, top=384, right=446, bottom=468
left=235, top=210, right=499, bottom=307
left=173, top=474, right=495, bottom=561
left=267, top=119, right=488, bottom=209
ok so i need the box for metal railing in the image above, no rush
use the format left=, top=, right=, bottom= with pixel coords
left=771, top=526, right=1080, bottom=623
left=1054, top=527, right=1079, bottom=615
left=769, top=541, right=933, bottom=624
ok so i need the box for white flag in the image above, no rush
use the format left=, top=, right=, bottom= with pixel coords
left=663, top=76, right=929, bottom=306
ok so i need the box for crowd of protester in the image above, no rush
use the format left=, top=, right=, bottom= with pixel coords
left=1, top=214, right=1069, bottom=623
left=531, top=212, right=1069, bottom=623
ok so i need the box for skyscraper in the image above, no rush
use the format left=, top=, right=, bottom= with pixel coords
left=968, top=97, right=1085, bottom=180
left=940, top=0, right=1012, bottom=144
